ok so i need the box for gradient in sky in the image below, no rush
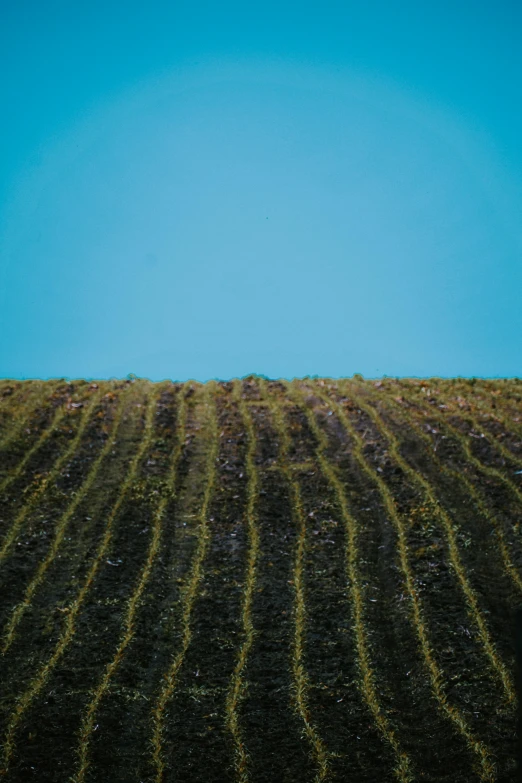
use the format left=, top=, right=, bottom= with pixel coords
left=1, top=1, right=521, bottom=381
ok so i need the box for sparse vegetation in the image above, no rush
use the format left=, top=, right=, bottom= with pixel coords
left=0, top=376, right=521, bottom=782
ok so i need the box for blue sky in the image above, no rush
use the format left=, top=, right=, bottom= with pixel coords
left=1, top=1, right=521, bottom=381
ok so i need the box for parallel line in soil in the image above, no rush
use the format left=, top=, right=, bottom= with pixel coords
left=344, top=382, right=516, bottom=706
left=0, top=384, right=133, bottom=654
left=0, top=403, right=67, bottom=496
left=259, top=378, right=331, bottom=783
left=438, top=395, right=522, bottom=471
left=224, top=379, right=261, bottom=783
left=457, top=397, right=522, bottom=448
left=398, top=385, right=522, bottom=509
left=476, top=408, right=522, bottom=446
left=290, top=380, right=414, bottom=783
left=0, top=384, right=158, bottom=776
left=364, top=385, right=522, bottom=595
left=0, top=388, right=105, bottom=566
left=311, top=382, right=496, bottom=783
left=71, top=383, right=190, bottom=783
left=150, top=382, right=219, bottom=783
left=482, top=403, right=522, bottom=440
left=420, top=390, right=522, bottom=468
left=0, top=382, right=57, bottom=453
left=429, top=381, right=522, bottom=448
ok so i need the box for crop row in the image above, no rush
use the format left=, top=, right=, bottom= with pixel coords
left=0, top=378, right=520, bottom=781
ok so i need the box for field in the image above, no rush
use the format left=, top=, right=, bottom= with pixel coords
left=0, top=375, right=521, bottom=782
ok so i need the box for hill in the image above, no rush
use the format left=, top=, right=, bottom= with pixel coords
left=0, top=376, right=521, bottom=782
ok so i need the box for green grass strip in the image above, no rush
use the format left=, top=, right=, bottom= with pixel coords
left=287, top=379, right=414, bottom=783
left=71, top=382, right=190, bottom=783
left=0, top=382, right=158, bottom=776
left=0, top=382, right=134, bottom=653
left=0, top=387, right=106, bottom=567
left=259, top=378, right=332, bottom=783
left=309, top=381, right=496, bottom=783
left=224, top=379, right=261, bottom=783
left=150, top=382, right=219, bottom=783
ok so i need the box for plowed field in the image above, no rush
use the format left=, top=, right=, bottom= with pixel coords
left=0, top=376, right=521, bottom=782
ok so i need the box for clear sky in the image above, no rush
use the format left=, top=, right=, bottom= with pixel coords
left=1, top=1, right=521, bottom=381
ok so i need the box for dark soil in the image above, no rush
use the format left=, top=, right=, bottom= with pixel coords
left=0, top=376, right=520, bottom=782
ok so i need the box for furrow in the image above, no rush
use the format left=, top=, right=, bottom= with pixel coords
left=0, top=388, right=105, bottom=566
left=420, top=383, right=522, bottom=471
left=224, top=379, right=261, bottom=783
left=150, top=382, right=219, bottom=783
left=0, top=383, right=134, bottom=654
left=310, top=383, right=496, bottom=783
left=0, top=383, right=158, bottom=775
left=0, top=382, right=57, bottom=453
left=0, top=382, right=81, bottom=500
left=259, top=378, right=331, bottom=783
left=71, top=382, right=190, bottom=783
left=342, top=381, right=515, bottom=707
left=149, top=382, right=249, bottom=783
left=363, top=384, right=522, bottom=595
left=287, top=380, right=414, bottom=783
left=0, top=405, right=67, bottom=497
left=398, top=384, right=522, bottom=509
left=82, top=384, right=221, bottom=782
left=231, top=399, right=311, bottom=782
left=452, top=387, right=522, bottom=446
left=446, top=380, right=522, bottom=430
